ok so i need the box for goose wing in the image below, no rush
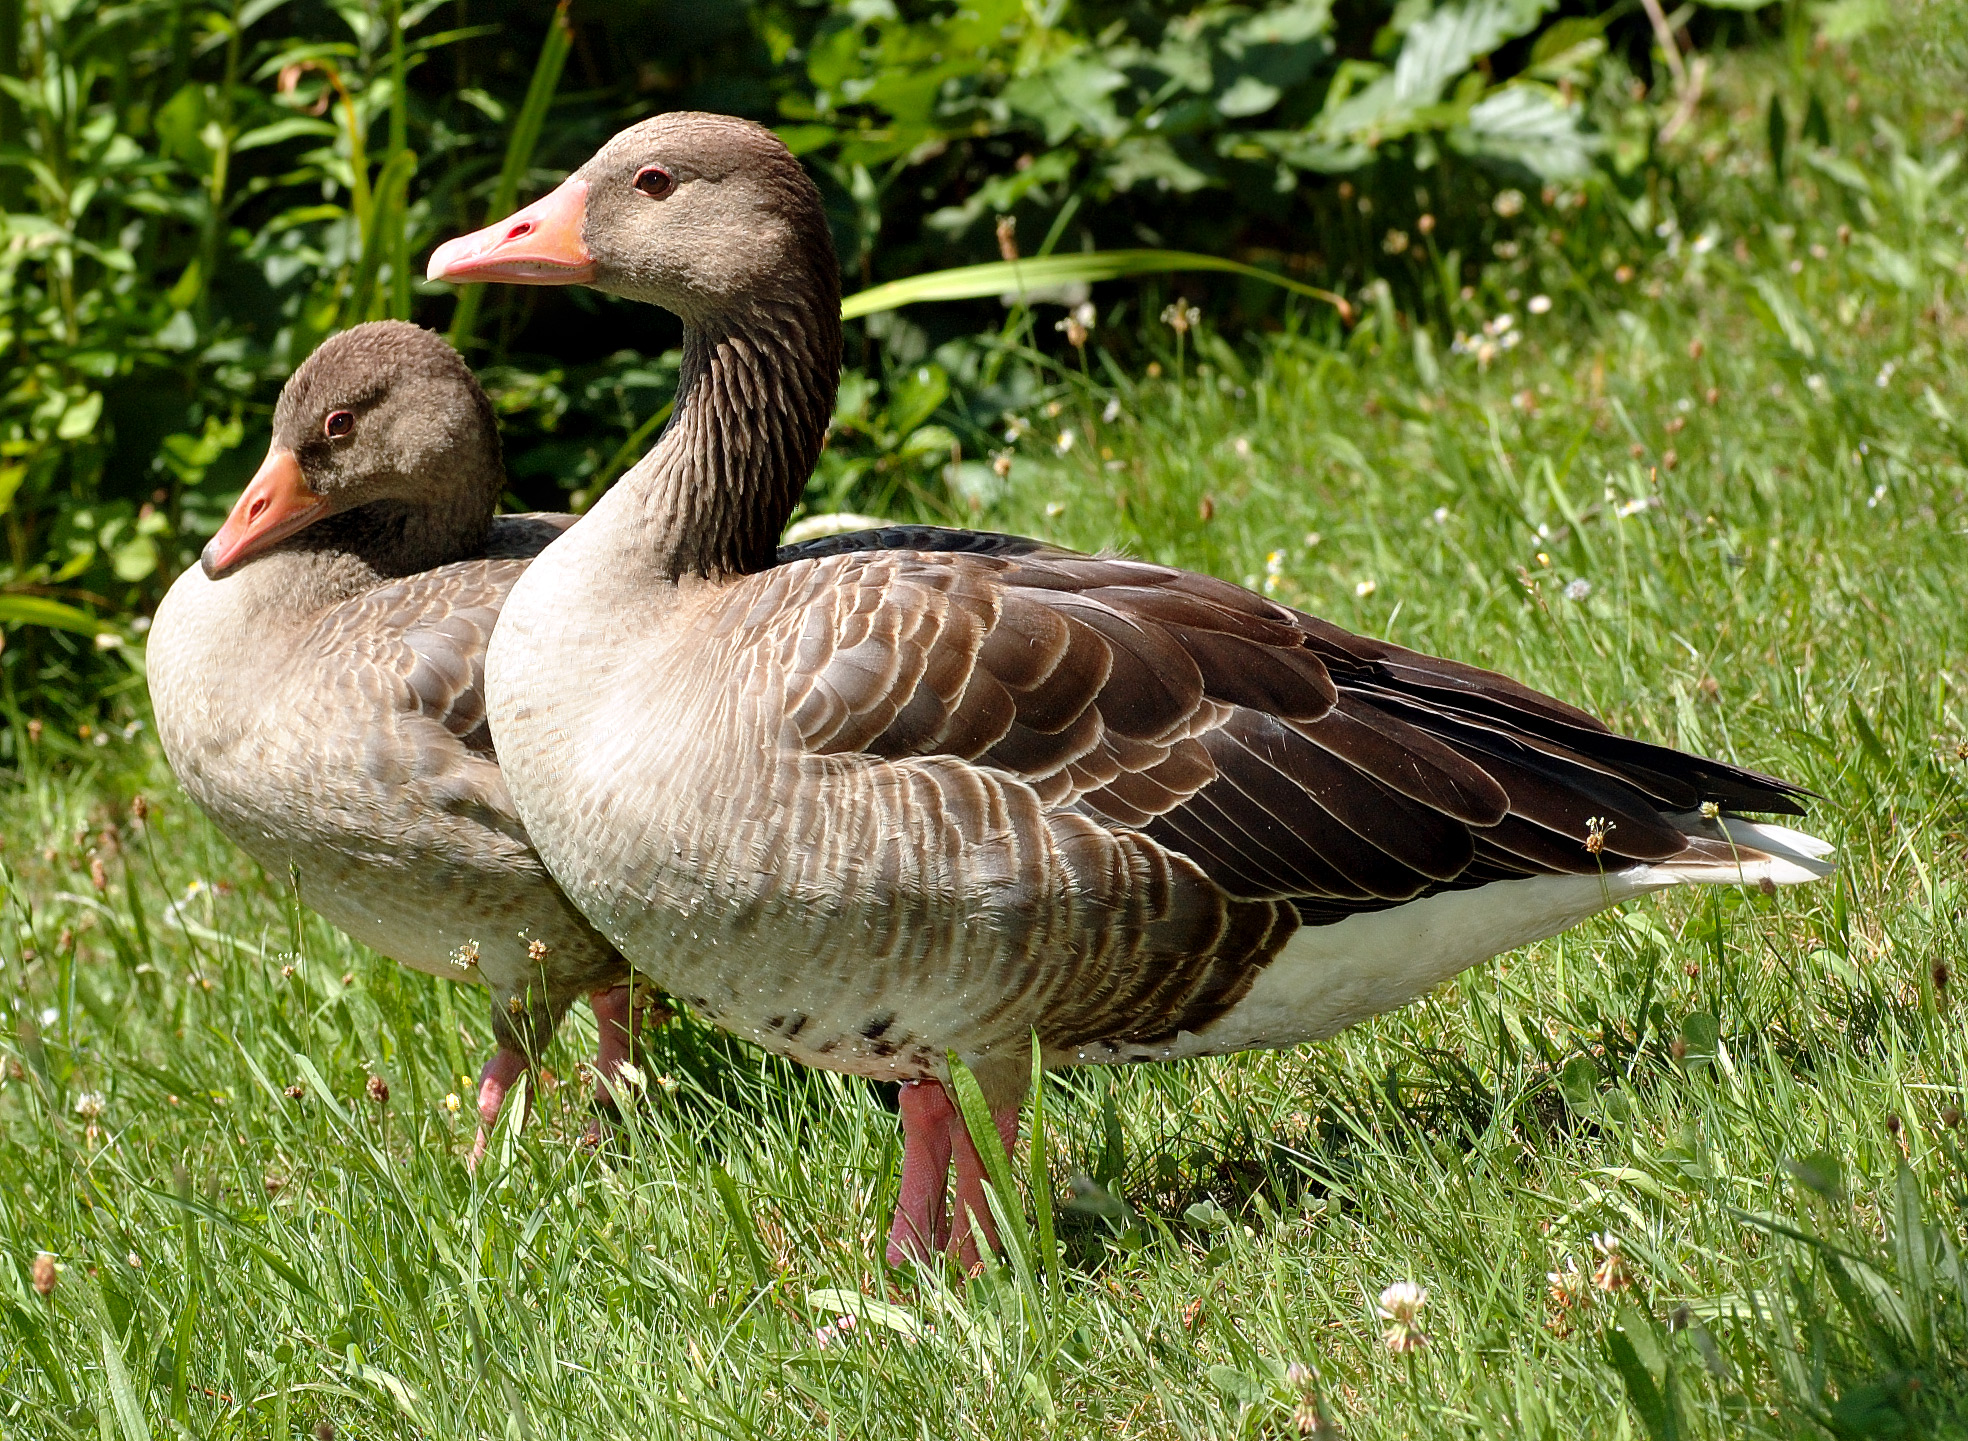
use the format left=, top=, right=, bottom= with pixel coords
left=748, top=528, right=1806, bottom=923
left=314, top=514, right=574, bottom=835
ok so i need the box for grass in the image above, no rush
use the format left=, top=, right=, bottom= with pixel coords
left=7, top=15, right=1968, bottom=1441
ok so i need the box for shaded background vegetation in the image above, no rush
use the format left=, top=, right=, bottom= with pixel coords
left=0, top=0, right=1813, bottom=729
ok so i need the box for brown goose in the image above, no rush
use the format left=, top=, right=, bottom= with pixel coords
left=147, top=322, right=660, bottom=1157
left=429, top=114, right=1832, bottom=1268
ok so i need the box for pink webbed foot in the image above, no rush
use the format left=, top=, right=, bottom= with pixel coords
left=885, top=1080, right=956, bottom=1267
left=469, top=1045, right=531, bottom=1168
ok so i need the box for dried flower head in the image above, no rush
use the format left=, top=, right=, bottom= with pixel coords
left=1161, top=301, right=1200, bottom=335
left=1563, top=578, right=1592, bottom=602
left=284, top=1083, right=306, bottom=1100
left=1285, top=1361, right=1316, bottom=1390
left=1493, top=188, right=1526, bottom=217
left=1417, top=212, right=1435, bottom=235
left=26, top=719, right=42, bottom=743
left=89, top=856, right=108, bottom=892
left=31, top=1252, right=56, bottom=1297
left=1699, top=800, right=1720, bottom=820
left=1383, top=229, right=1410, bottom=255
left=1546, top=1256, right=1589, bottom=1335
left=1583, top=816, right=1615, bottom=855
left=1377, top=1281, right=1428, bottom=1352
left=995, top=214, right=1018, bottom=263
left=1590, top=1233, right=1631, bottom=1292
left=129, top=795, right=148, bottom=823
left=526, top=938, right=549, bottom=963
left=365, top=1075, right=389, bottom=1107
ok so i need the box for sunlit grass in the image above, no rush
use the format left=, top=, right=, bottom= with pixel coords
left=7, top=20, right=1968, bottom=1441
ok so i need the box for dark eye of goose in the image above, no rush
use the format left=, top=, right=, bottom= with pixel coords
left=324, top=410, right=354, bottom=438
left=633, top=165, right=675, bottom=200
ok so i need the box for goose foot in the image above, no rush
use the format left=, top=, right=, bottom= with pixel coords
left=581, top=983, right=670, bottom=1148
left=950, top=1100, right=1022, bottom=1274
left=884, top=1079, right=1021, bottom=1274
left=886, top=1080, right=956, bottom=1266
left=470, top=1045, right=531, bottom=1168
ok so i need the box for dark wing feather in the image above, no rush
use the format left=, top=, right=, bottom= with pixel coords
left=753, top=531, right=1808, bottom=933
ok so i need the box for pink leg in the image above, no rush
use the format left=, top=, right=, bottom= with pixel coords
left=590, top=984, right=637, bottom=1104
left=470, top=1045, right=530, bottom=1168
left=885, top=1080, right=957, bottom=1267
left=950, top=1102, right=1023, bottom=1273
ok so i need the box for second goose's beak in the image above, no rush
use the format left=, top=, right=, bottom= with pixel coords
left=202, top=447, right=326, bottom=577
left=427, top=178, right=596, bottom=286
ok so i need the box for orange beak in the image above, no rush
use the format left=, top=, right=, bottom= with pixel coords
left=426, top=177, right=596, bottom=286
left=202, top=447, right=327, bottom=577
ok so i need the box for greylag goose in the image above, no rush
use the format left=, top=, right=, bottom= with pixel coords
left=147, top=322, right=661, bottom=1157
left=428, top=114, right=1833, bottom=1268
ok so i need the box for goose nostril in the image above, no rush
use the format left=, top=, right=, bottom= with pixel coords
left=507, top=221, right=533, bottom=241
left=249, top=498, right=267, bottom=521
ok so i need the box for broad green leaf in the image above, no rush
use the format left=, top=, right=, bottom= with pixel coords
left=0, top=595, right=106, bottom=636
left=842, top=249, right=1349, bottom=321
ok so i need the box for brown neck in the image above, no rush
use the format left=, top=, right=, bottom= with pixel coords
left=629, top=291, right=841, bottom=581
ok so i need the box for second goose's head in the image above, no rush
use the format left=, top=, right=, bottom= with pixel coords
left=204, top=322, right=503, bottom=578
left=425, top=112, right=839, bottom=325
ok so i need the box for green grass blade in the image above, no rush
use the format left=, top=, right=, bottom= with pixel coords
left=447, top=0, right=572, bottom=352
left=0, top=594, right=107, bottom=637
left=91, top=1284, right=151, bottom=1441
left=841, top=249, right=1353, bottom=322
left=946, top=1054, right=1031, bottom=1280
left=1026, top=1037, right=1058, bottom=1294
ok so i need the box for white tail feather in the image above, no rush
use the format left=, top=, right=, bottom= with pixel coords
left=1644, top=815, right=1837, bottom=888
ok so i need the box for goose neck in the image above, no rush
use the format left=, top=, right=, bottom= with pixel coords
left=624, top=296, right=840, bottom=581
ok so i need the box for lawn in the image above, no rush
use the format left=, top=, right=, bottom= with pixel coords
left=5, top=16, right=1968, bottom=1441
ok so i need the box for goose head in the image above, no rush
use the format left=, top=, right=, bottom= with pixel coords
left=205, top=321, right=503, bottom=578
left=426, top=112, right=837, bottom=325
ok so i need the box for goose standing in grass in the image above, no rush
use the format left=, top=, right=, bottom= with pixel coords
left=147, top=322, right=661, bottom=1157
left=429, top=114, right=1833, bottom=1268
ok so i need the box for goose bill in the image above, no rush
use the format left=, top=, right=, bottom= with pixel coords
left=202, top=447, right=327, bottom=577
left=426, top=178, right=596, bottom=286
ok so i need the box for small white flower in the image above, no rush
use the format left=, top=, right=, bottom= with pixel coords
left=1101, top=397, right=1121, bottom=423
left=1615, top=497, right=1654, bottom=519
left=1691, top=230, right=1717, bottom=255
left=1699, top=800, right=1720, bottom=819
left=73, top=1091, right=105, bottom=1121
left=39, top=1008, right=58, bottom=1027
left=1055, top=430, right=1075, bottom=455
left=1527, top=294, right=1552, bottom=315
left=1805, top=373, right=1828, bottom=396
left=1875, top=360, right=1897, bottom=389
left=1354, top=579, right=1377, bottom=599
left=1493, top=188, right=1525, bottom=217
left=1044, top=501, right=1066, bottom=518
left=1491, top=314, right=1515, bottom=334
left=1377, top=1281, right=1429, bottom=1352
left=1233, top=436, right=1252, bottom=459
left=1563, top=578, right=1592, bottom=601
left=1432, top=506, right=1450, bottom=525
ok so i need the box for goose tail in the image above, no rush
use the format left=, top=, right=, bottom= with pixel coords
left=1640, top=813, right=1836, bottom=888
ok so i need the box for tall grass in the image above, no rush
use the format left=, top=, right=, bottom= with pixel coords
left=3, top=7, right=1968, bottom=1439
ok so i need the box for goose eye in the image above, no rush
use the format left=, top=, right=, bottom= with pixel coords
left=633, top=165, right=675, bottom=200
left=324, top=410, right=354, bottom=438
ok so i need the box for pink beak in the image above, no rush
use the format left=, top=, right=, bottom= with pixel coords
left=203, top=447, right=327, bottom=576
left=426, top=177, right=597, bottom=286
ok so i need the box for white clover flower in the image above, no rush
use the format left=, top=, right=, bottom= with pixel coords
left=1527, top=294, right=1553, bottom=315
left=1377, top=1281, right=1429, bottom=1352
left=1563, top=578, right=1592, bottom=601
left=73, top=1091, right=105, bottom=1121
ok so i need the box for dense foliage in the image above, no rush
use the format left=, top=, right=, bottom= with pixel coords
left=0, top=0, right=1807, bottom=723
